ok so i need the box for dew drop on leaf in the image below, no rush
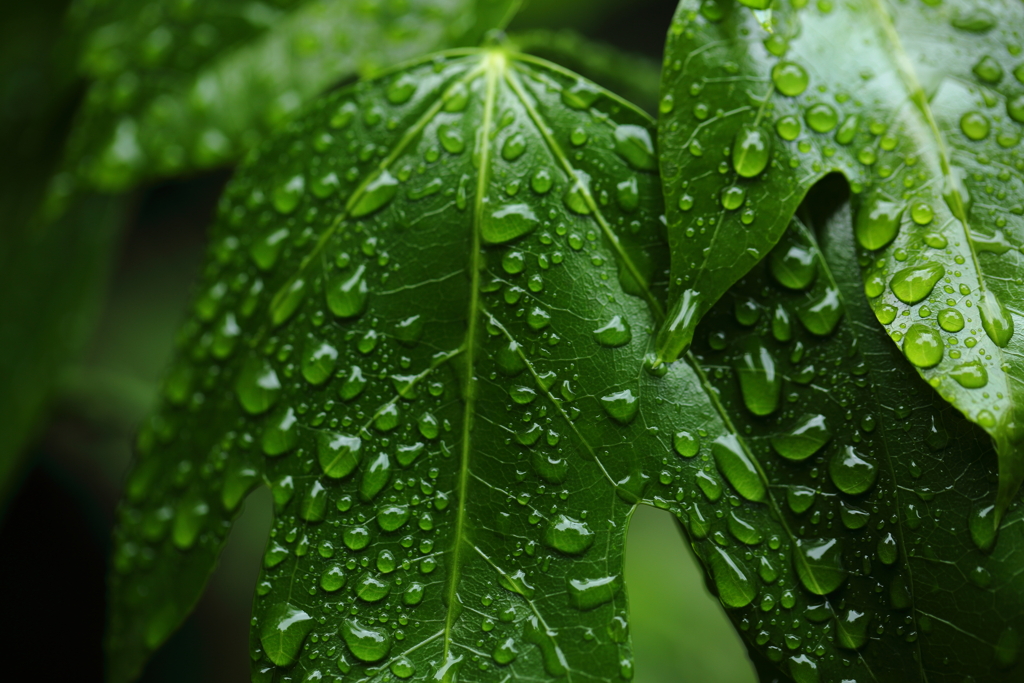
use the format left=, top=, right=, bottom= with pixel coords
left=735, top=339, right=781, bottom=416
left=771, top=414, right=831, bottom=461
left=829, top=445, right=878, bottom=494
left=613, top=124, right=657, bottom=171
left=544, top=514, right=594, bottom=555
left=795, top=538, right=847, bottom=595
left=771, top=61, right=809, bottom=96
left=350, top=170, right=399, bottom=217
left=854, top=195, right=903, bottom=250
left=259, top=603, right=314, bottom=667
left=236, top=355, right=281, bottom=414
left=712, top=434, right=766, bottom=502
left=889, top=262, right=944, bottom=304
left=593, top=315, right=632, bottom=347
left=731, top=124, right=771, bottom=178
left=902, top=323, right=944, bottom=367
left=342, top=618, right=392, bottom=662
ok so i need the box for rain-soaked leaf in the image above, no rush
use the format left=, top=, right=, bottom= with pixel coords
left=657, top=0, right=1024, bottom=516
left=107, top=49, right=672, bottom=682
left=681, top=184, right=1024, bottom=683
left=107, top=46, right=1024, bottom=683
left=63, top=0, right=515, bottom=193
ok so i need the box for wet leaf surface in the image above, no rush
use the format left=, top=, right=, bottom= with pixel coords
left=658, top=0, right=1024, bottom=514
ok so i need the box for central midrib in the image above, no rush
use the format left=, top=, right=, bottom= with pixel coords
left=440, top=50, right=503, bottom=661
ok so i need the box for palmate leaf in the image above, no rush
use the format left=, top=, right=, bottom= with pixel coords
left=107, top=45, right=1024, bottom=683
left=656, top=0, right=1024, bottom=516
left=680, top=185, right=1024, bottom=682
left=107, top=48, right=675, bottom=682
left=63, top=0, right=515, bottom=192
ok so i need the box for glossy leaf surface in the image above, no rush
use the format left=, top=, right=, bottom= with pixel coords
left=107, top=49, right=674, bottom=683
left=64, top=0, right=514, bottom=192
left=681, top=190, right=1024, bottom=683
left=658, top=0, right=1024, bottom=512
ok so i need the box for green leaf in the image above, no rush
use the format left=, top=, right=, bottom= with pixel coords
left=107, top=48, right=673, bottom=682
left=681, top=185, right=1024, bottom=682
left=509, top=28, right=662, bottom=114
left=64, top=0, right=516, bottom=192
left=657, top=0, right=1024, bottom=518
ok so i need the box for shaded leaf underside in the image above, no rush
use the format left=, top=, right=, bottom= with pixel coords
left=657, top=0, right=1024, bottom=514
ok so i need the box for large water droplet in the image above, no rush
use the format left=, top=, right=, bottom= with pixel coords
left=318, top=432, right=361, bottom=479
left=735, top=339, right=781, bottom=416
left=601, top=389, right=639, bottom=424
left=567, top=575, right=621, bottom=610
left=707, top=546, right=756, bottom=608
left=327, top=264, right=369, bottom=318
left=836, top=609, right=871, bottom=650
left=339, top=365, right=367, bottom=401
left=769, top=236, right=816, bottom=290
left=795, top=538, right=847, bottom=595
left=492, top=637, right=519, bottom=665
left=262, top=407, right=299, bottom=456
left=855, top=195, right=903, bottom=250
left=805, top=103, right=837, bottom=133
left=351, top=171, right=398, bottom=218
left=951, top=360, right=988, bottom=388
left=829, top=446, right=878, bottom=495
left=890, top=262, right=944, bottom=304
left=172, top=494, right=208, bottom=550
left=712, top=434, right=766, bottom=502
left=593, top=315, right=632, bottom=347
left=796, top=286, right=844, bottom=336
left=272, top=175, right=304, bottom=214
left=771, top=414, right=831, bottom=461
left=302, top=340, right=338, bottom=385
left=482, top=203, right=538, bottom=244
left=902, top=324, right=943, bottom=368
left=355, top=572, right=391, bottom=602
left=969, top=504, right=998, bottom=552
left=613, top=124, right=657, bottom=171
left=342, top=618, right=392, bottom=662
left=732, top=124, right=771, bottom=178
left=979, top=292, right=1014, bottom=347
left=236, top=356, right=281, bottom=414
left=545, top=515, right=594, bottom=555
left=360, top=453, right=391, bottom=501
left=788, top=654, right=820, bottom=683
left=260, top=603, right=314, bottom=666
left=772, top=61, right=809, bottom=96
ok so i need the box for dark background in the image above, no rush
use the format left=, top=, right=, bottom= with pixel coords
left=0, top=1, right=756, bottom=681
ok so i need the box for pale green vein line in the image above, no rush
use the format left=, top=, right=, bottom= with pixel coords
left=502, top=63, right=664, bottom=322
left=439, top=48, right=504, bottom=661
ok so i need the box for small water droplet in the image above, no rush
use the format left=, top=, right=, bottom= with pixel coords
left=970, top=504, right=998, bottom=552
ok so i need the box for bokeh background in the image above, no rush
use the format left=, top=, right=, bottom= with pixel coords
left=0, top=1, right=756, bottom=680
